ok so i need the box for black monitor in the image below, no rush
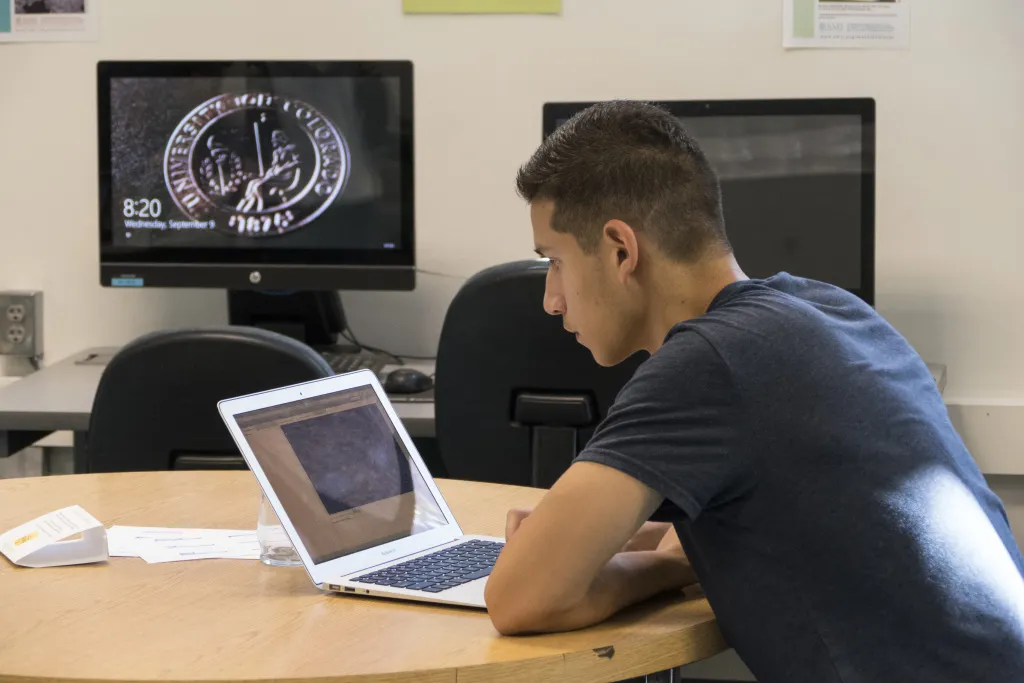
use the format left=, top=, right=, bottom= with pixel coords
left=543, top=98, right=875, bottom=306
left=97, top=60, right=415, bottom=293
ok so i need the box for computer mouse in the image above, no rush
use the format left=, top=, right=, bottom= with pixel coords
left=384, top=368, right=434, bottom=394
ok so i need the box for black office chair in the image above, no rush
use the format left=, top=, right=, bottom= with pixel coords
left=85, top=326, right=333, bottom=473
left=435, top=260, right=647, bottom=488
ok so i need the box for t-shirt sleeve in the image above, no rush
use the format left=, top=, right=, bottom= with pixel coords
left=575, top=330, right=749, bottom=522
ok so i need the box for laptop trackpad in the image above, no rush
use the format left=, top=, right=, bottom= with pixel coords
left=430, top=576, right=487, bottom=607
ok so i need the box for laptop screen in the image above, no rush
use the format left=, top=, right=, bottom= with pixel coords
left=234, top=385, right=447, bottom=564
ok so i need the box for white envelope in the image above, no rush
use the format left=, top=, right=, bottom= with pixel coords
left=0, top=505, right=108, bottom=568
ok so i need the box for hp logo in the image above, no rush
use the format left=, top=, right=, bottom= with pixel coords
left=249, top=271, right=262, bottom=285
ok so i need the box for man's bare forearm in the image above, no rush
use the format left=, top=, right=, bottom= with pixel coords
left=502, top=551, right=696, bottom=635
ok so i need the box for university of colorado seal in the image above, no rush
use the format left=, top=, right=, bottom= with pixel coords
left=162, top=93, right=350, bottom=236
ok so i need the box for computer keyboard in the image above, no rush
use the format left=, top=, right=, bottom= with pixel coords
left=352, top=540, right=503, bottom=593
left=319, top=350, right=386, bottom=375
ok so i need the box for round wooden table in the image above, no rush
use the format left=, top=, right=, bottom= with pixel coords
left=0, top=472, right=724, bottom=683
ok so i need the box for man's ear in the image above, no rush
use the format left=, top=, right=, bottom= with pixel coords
left=602, top=220, right=640, bottom=282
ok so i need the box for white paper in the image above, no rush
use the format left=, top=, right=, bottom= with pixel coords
left=783, top=0, right=910, bottom=50
left=0, top=0, right=99, bottom=43
left=0, top=505, right=108, bottom=568
left=106, top=526, right=261, bottom=563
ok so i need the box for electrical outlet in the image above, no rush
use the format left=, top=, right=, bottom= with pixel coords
left=6, top=304, right=25, bottom=322
left=0, top=292, right=42, bottom=359
left=6, top=326, right=26, bottom=345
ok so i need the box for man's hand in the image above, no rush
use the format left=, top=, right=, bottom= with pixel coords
left=486, top=462, right=696, bottom=636
left=622, top=521, right=676, bottom=552
left=656, top=524, right=683, bottom=554
left=505, top=508, right=678, bottom=554
left=505, top=508, right=532, bottom=540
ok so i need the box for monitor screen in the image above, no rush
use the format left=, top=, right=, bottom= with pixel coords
left=543, top=99, right=875, bottom=304
left=98, top=61, right=414, bottom=290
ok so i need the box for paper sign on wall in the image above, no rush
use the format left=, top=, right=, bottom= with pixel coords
left=403, top=0, right=560, bottom=14
left=783, top=0, right=910, bottom=49
left=0, top=505, right=108, bottom=568
left=0, top=0, right=99, bottom=43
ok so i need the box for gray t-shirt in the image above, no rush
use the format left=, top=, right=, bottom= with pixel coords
left=577, top=273, right=1024, bottom=683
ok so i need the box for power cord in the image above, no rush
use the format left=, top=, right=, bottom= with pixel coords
left=416, top=268, right=467, bottom=282
left=341, top=326, right=440, bottom=365
left=339, top=267, right=470, bottom=364
left=339, top=328, right=405, bottom=365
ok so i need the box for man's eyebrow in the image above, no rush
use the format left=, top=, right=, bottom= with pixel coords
left=534, top=246, right=549, bottom=258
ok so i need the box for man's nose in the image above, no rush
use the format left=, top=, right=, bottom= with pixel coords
left=543, top=289, right=565, bottom=317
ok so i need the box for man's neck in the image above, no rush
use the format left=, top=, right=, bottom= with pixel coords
left=639, top=254, right=748, bottom=354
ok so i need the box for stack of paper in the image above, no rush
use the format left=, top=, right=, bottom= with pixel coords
left=106, top=526, right=261, bottom=563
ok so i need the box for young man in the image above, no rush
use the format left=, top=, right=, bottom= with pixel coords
left=483, top=101, right=1024, bottom=682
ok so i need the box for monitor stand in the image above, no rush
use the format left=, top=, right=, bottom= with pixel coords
left=227, top=290, right=348, bottom=349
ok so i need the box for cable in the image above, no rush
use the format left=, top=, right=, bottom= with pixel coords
left=341, top=325, right=438, bottom=364
left=340, top=328, right=405, bottom=366
left=416, top=268, right=467, bottom=282
left=337, top=268, right=465, bottom=363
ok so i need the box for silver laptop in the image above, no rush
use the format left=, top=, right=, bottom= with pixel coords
left=217, top=369, right=504, bottom=608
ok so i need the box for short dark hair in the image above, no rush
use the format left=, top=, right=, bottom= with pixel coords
left=516, top=100, right=730, bottom=262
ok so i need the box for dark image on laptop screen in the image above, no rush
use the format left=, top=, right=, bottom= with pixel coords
left=235, top=385, right=447, bottom=564
left=281, top=403, right=413, bottom=515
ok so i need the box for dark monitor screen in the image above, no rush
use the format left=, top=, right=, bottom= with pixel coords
left=543, top=99, right=875, bottom=305
left=98, top=61, right=414, bottom=291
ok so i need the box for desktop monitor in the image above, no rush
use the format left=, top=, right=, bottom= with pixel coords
left=97, top=60, right=415, bottom=292
left=543, top=99, right=876, bottom=305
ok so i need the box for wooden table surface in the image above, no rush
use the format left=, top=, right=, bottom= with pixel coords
left=0, top=472, right=724, bottom=683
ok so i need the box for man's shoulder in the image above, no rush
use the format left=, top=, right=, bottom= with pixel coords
left=619, top=327, right=733, bottom=407
left=647, top=326, right=724, bottom=372
left=704, top=273, right=868, bottom=314
left=670, top=273, right=876, bottom=351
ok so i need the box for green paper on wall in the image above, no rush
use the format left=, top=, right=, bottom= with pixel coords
left=403, top=0, right=560, bottom=14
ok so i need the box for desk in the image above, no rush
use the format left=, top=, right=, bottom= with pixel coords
left=0, top=348, right=436, bottom=460
left=0, top=472, right=725, bottom=683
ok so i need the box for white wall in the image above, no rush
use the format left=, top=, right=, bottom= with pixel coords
left=0, top=0, right=1020, bottom=397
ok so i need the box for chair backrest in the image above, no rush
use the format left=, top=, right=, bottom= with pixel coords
left=86, top=326, right=333, bottom=473
left=435, top=260, right=646, bottom=487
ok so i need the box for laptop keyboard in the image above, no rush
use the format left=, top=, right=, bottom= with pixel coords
left=352, top=540, right=503, bottom=593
